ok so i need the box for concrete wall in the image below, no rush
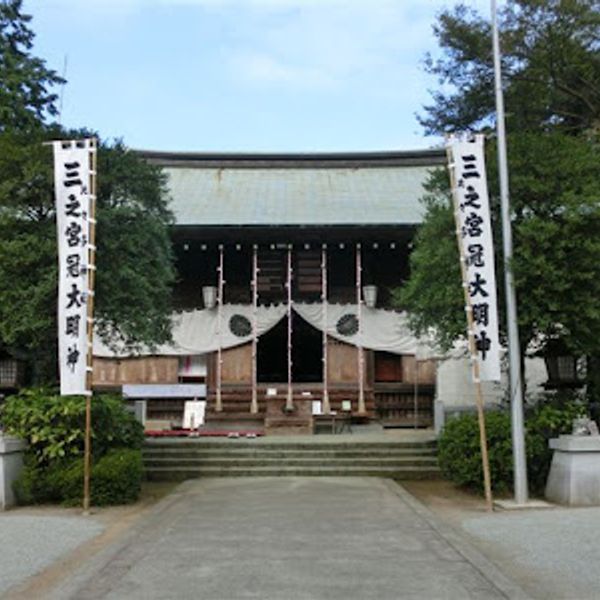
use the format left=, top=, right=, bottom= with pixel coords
left=434, top=354, right=548, bottom=433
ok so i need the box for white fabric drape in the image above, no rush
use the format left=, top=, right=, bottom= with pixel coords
left=93, top=304, right=287, bottom=357
left=293, top=303, right=440, bottom=358
left=94, top=303, right=442, bottom=359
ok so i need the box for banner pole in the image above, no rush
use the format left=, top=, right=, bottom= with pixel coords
left=83, top=138, right=98, bottom=513
left=447, top=144, right=493, bottom=512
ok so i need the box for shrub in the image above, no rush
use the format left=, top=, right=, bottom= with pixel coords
left=4, top=388, right=145, bottom=506
left=525, top=401, right=585, bottom=493
left=59, top=449, right=143, bottom=506
left=14, top=449, right=143, bottom=506
left=13, top=454, right=79, bottom=505
left=1, top=388, right=144, bottom=465
left=438, top=411, right=513, bottom=493
left=438, top=401, right=585, bottom=495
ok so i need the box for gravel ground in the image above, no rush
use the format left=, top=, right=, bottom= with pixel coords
left=462, top=507, right=600, bottom=600
left=0, top=514, right=104, bottom=595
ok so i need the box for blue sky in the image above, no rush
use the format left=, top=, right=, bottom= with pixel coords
left=26, top=0, right=488, bottom=152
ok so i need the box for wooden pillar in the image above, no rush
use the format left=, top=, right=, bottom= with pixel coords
left=286, top=245, right=294, bottom=411
left=251, top=244, right=258, bottom=414
left=321, top=244, right=330, bottom=414
left=356, top=243, right=366, bottom=414
left=216, top=244, right=224, bottom=412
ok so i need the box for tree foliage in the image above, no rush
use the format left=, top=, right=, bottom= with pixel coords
left=421, top=0, right=600, bottom=136
left=399, top=133, right=600, bottom=357
left=400, top=1, right=600, bottom=365
left=0, top=0, right=64, bottom=130
left=0, top=4, right=175, bottom=383
left=0, top=129, right=176, bottom=381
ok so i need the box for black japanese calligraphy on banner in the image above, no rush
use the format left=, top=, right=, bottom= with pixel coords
left=53, top=140, right=94, bottom=395
left=447, top=134, right=501, bottom=381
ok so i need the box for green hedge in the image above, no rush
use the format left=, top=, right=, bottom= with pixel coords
left=1, top=389, right=144, bottom=464
left=13, top=449, right=142, bottom=506
left=438, top=401, right=585, bottom=495
left=4, top=389, right=145, bottom=506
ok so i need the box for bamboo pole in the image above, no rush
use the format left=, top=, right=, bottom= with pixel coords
left=413, top=359, right=419, bottom=430
left=321, top=244, right=330, bottom=414
left=251, top=245, right=258, bottom=414
left=356, top=243, right=366, bottom=414
left=286, top=245, right=293, bottom=411
left=447, top=145, right=494, bottom=512
left=216, top=244, right=224, bottom=412
left=83, top=138, right=98, bottom=513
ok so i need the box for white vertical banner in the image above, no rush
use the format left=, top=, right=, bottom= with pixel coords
left=54, top=139, right=95, bottom=395
left=447, top=134, right=501, bottom=381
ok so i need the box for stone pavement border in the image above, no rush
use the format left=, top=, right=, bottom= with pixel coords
left=384, top=480, right=532, bottom=600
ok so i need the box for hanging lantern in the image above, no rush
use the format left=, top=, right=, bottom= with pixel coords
left=362, top=285, right=378, bottom=309
left=202, top=285, right=217, bottom=309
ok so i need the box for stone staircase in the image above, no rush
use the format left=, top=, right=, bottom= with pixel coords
left=143, top=437, right=440, bottom=481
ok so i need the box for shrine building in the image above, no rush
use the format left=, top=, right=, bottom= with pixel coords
left=92, top=149, right=456, bottom=434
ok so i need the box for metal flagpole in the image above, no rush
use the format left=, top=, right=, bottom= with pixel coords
left=251, top=245, right=258, bottom=414
left=216, top=245, right=224, bottom=413
left=321, top=244, right=330, bottom=414
left=83, top=139, right=98, bottom=513
left=491, top=0, right=528, bottom=504
left=286, top=245, right=294, bottom=412
left=356, top=243, right=366, bottom=414
left=447, top=145, right=494, bottom=512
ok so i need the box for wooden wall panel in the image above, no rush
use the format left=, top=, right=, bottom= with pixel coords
left=327, top=339, right=368, bottom=384
left=93, top=357, right=179, bottom=386
left=402, top=356, right=436, bottom=384
left=221, top=344, right=252, bottom=383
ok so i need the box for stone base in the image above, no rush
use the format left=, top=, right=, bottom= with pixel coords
left=545, top=435, right=600, bottom=506
left=493, top=499, right=554, bottom=511
left=0, top=434, right=26, bottom=510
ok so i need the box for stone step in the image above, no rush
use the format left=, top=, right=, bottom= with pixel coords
left=144, top=465, right=441, bottom=481
left=143, top=448, right=437, bottom=459
left=143, top=456, right=439, bottom=468
left=144, top=440, right=436, bottom=451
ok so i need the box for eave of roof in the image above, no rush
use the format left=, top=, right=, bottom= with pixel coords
left=135, top=148, right=446, bottom=169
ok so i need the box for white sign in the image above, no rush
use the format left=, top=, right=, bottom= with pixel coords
left=447, top=134, right=501, bottom=381
left=53, top=139, right=95, bottom=395
left=183, top=400, right=206, bottom=429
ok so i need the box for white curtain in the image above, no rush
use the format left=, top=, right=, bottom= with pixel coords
left=93, top=304, right=287, bottom=357
left=293, top=303, right=440, bottom=357
left=94, top=302, right=442, bottom=359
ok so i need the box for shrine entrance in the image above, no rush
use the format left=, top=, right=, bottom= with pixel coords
left=257, top=313, right=323, bottom=384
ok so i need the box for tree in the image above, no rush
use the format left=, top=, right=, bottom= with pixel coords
left=0, top=2, right=176, bottom=383
left=398, top=0, right=600, bottom=378
left=0, top=0, right=64, bottom=130
left=0, top=128, right=176, bottom=382
left=398, top=133, right=600, bottom=360
left=421, top=0, right=600, bottom=136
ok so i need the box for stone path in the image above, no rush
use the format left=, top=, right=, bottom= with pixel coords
left=0, top=515, right=103, bottom=595
left=45, top=477, right=527, bottom=600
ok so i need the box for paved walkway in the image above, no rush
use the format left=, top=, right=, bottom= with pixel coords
left=41, top=478, right=527, bottom=600
left=0, top=515, right=104, bottom=596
